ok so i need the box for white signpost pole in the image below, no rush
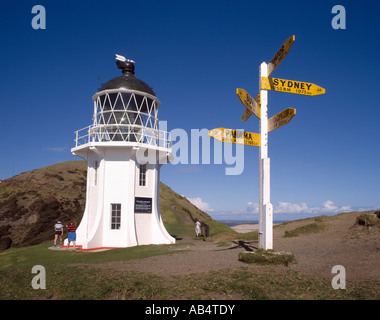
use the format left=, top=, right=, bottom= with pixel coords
left=259, top=62, right=273, bottom=250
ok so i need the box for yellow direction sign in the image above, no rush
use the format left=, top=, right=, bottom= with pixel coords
left=241, top=107, right=254, bottom=122
left=268, top=108, right=296, bottom=132
left=261, top=77, right=326, bottom=96
left=267, top=35, right=295, bottom=75
left=208, top=128, right=260, bottom=147
left=236, top=89, right=261, bottom=119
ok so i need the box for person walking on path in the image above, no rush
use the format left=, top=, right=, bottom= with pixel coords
left=66, top=221, right=77, bottom=250
left=54, top=220, right=64, bottom=247
left=195, top=219, right=201, bottom=237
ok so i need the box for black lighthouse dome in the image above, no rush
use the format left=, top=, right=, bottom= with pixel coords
left=98, top=60, right=156, bottom=96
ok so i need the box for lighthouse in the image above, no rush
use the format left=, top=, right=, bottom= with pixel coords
left=68, top=56, right=175, bottom=250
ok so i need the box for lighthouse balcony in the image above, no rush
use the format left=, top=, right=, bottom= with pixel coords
left=73, top=124, right=172, bottom=149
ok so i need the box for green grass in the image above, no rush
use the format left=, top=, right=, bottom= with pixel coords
left=160, top=207, right=195, bottom=238
left=0, top=240, right=192, bottom=299
left=0, top=265, right=170, bottom=300
left=284, top=222, right=325, bottom=237
left=207, top=221, right=235, bottom=237
left=0, top=242, right=190, bottom=271
left=160, top=208, right=245, bottom=241
left=1, top=263, right=379, bottom=300
left=1, top=235, right=380, bottom=300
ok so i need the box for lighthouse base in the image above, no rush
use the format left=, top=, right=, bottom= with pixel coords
left=70, top=144, right=175, bottom=251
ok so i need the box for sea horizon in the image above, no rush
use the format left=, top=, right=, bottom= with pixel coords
left=217, top=219, right=290, bottom=227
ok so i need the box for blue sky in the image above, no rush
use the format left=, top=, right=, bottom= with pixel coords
left=0, top=0, right=379, bottom=221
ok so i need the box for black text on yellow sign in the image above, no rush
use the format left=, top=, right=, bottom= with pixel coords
left=261, top=77, right=326, bottom=96
left=268, top=107, right=296, bottom=132
left=236, top=88, right=261, bottom=120
left=267, top=35, right=295, bottom=75
left=208, top=128, right=260, bottom=147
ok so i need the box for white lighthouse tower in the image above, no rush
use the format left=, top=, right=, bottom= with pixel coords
left=69, top=56, right=175, bottom=250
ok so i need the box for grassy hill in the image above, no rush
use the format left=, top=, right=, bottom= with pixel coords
left=0, top=161, right=216, bottom=250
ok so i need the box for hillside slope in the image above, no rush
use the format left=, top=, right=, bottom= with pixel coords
left=0, top=161, right=212, bottom=249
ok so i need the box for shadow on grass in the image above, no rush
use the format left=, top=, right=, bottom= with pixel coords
left=218, top=240, right=258, bottom=252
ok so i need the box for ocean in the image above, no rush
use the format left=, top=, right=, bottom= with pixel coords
left=217, top=220, right=290, bottom=227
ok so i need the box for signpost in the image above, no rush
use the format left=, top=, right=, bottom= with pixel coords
left=261, top=77, right=325, bottom=96
left=209, top=36, right=325, bottom=249
left=268, top=108, right=296, bottom=133
left=233, top=35, right=325, bottom=250
left=267, top=35, right=295, bottom=75
left=208, top=128, right=260, bottom=147
left=237, top=89, right=261, bottom=120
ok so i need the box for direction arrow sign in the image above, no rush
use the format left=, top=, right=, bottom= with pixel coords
left=236, top=89, right=261, bottom=119
left=261, top=77, right=326, bottom=96
left=209, top=128, right=260, bottom=147
left=268, top=107, right=296, bottom=132
left=267, top=35, right=295, bottom=76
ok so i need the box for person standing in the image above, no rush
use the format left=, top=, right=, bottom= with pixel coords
left=54, top=220, right=64, bottom=247
left=66, top=221, right=77, bottom=250
left=195, top=219, right=201, bottom=237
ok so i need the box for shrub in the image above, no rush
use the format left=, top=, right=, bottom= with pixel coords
left=356, top=214, right=380, bottom=227
left=239, top=249, right=296, bottom=265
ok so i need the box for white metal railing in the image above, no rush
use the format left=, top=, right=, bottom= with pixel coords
left=74, top=124, right=172, bottom=149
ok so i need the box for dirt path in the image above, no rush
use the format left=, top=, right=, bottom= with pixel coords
left=274, top=212, right=380, bottom=280
left=88, top=237, right=256, bottom=276
left=77, top=212, right=380, bottom=281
